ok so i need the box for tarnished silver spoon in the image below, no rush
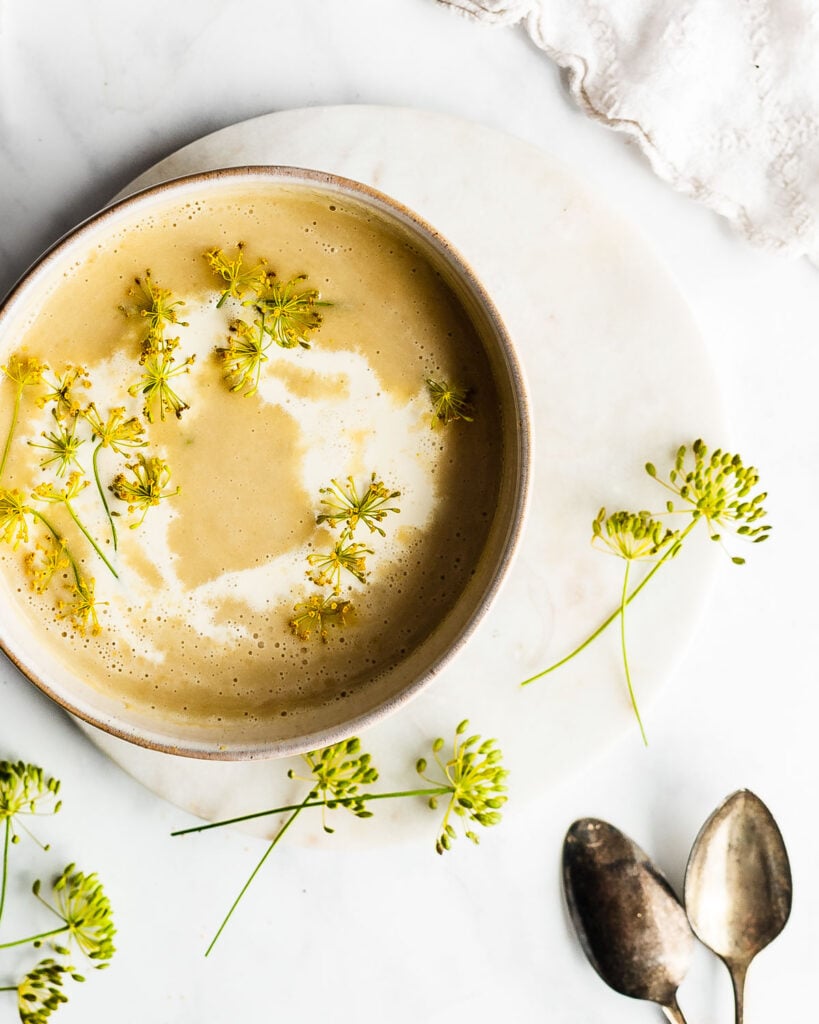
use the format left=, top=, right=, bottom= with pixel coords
left=563, top=818, right=695, bottom=1023
left=684, top=789, right=792, bottom=1024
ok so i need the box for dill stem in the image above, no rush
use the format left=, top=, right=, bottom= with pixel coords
left=172, top=787, right=453, bottom=837
left=0, top=924, right=67, bottom=950
left=620, top=562, right=648, bottom=746
left=64, top=501, right=118, bottom=579
left=92, top=444, right=118, bottom=551
left=0, top=986, right=16, bottom=992
left=0, top=819, right=9, bottom=925
left=0, top=386, right=22, bottom=481
left=520, top=517, right=698, bottom=687
left=205, top=797, right=310, bottom=957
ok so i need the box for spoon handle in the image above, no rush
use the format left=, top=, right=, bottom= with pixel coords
left=730, top=962, right=747, bottom=1024
left=661, top=998, right=689, bottom=1024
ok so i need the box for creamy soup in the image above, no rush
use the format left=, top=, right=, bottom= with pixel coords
left=0, top=178, right=506, bottom=743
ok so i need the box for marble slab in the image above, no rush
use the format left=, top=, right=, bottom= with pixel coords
left=78, top=106, right=724, bottom=846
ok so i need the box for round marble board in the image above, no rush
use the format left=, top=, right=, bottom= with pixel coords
left=76, top=106, right=723, bottom=847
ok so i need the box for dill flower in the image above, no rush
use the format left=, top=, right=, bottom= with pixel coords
left=36, top=366, right=90, bottom=421
left=32, top=473, right=88, bottom=507
left=82, top=405, right=145, bottom=454
left=416, top=720, right=508, bottom=854
left=292, top=738, right=379, bottom=830
left=29, top=413, right=85, bottom=477
left=34, top=865, right=116, bottom=965
left=57, top=577, right=106, bottom=636
left=1, top=354, right=48, bottom=480
left=204, top=246, right=269, bottom=308
left=316, top=474, right=401, bottom=539
left=13, top=958, right=81, bottom=1024
left=24, top=538, right=70, bottom=594
left=255, top=274, right=326, bottom=349
left=128, top=352, right=195, bottom=422
left=592, top=509, right=680, bottom=561
left=110, top=453, right=178, bottom=527
left=121, top=270, right=188, bottom=356
left=426, top=377, right=474, bottom=427
left=0, top=763, right=61, bottom=831
left=306, top=539, right=372, bottom=593
left=217, top=318, right=271, bottom=396
left=0, top=489, right=33, bottom=548
left=290, top=593, right=352, bottom=641
left=0, top=762, right=61, bottom=925
left=647, top=438, right=771, bottom=562
left=1, top=354, right=47, bottom=389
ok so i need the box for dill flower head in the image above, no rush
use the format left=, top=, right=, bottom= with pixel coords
left=0, top=489, right=33, bottom=548
left=204, top=245, right=269, bottom=306
left=15, top=958, right=82, bottom=1024
left=36, top=366, right=91, bottom=421
left=290, top=593, right=352, bottom=641
left=29, top=412, right=85, bottom=477
left=592, top=509, right=680, bottom=561
left=647, top=438, right=771, bottom=562
left=217, top=318, right=271, bottom=396
left=1, top=354, right=48, bottom=389
left=316, top=474, right=401, bottom=538
left=306, top=539, right=372, bottom=593
left=291, top=738, right=379, bottom=831
left=128, top=352, right=195, bottom=422
left=417, top=720, right=508, bottom=854
left=0, top=761, right=61, bottom=832
left=32, top=472, right=88, bottom=506
left=82, top=404, right=146, bottom=453
left=35, top=864, right=116, bottom=966
left=57, top=577, right=106, bottom=636
left=110, top=454, right=178, bottom=527
left=255, top=274, right=326, bottom=349
left=426, top=377, right=474, bottom=427
left=24, top=538, right=71, bottom=594
left=121, top=270, right=188, bottom=356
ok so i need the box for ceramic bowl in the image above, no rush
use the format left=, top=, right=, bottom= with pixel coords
left=0, top=167, right=530, bottom=758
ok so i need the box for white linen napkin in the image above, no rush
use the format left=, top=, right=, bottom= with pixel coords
left=440, top=0, right=819, bottom=264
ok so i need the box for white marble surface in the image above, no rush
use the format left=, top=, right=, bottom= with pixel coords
left=1, top=2, right=818, bottom=1023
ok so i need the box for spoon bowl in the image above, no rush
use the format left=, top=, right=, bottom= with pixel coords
left=563, top=818, right=695, bottom=1023
left=684, top=789, right=792, bottom=1024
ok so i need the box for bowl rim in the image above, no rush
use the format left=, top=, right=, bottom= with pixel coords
left=0, top=164, right=532, bottom=759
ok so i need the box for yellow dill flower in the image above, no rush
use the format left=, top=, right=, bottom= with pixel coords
left=0, top=489, right=32, bottom=547
left=57, top=577, right=106, bottom=636
left=121, top=270, right=188, bottom=357
left=316, top=474, right=401, bottom=538
left=204, top=245, right=269, bottom=308
left=217, top=318, right=271, bottom=396
left=426, top=377, right=474, bottom=427
left=32, top=472, right=88, bottom=505
left=110, top=453, right=178, bottom=527
left=256, top=274, right=326, bottom=349
left=592, top=509, right=680, bottom=561
left=29, top=412, right=85, bottom=477
left=1, top=354, right=49, bottom=480
left=307, top=539, right=372, bottom=594
left=82, top=404, right=146, bottom=453
left=128, top=352, right=195, bottom=422
left=36, top=365, right=91, bottom=420
left=290, top=593, right=352, bottom=641
left=24, top=537, right=70, bottom=594
left=1, top=353, right=47, bottom=388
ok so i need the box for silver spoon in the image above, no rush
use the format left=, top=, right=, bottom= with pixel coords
left=563, top=818, right=695, bottom=1023
left=684, top=789, right=792, bottom=1024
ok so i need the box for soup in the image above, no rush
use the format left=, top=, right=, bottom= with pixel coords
left=0, top=175, right=510, bottom=749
